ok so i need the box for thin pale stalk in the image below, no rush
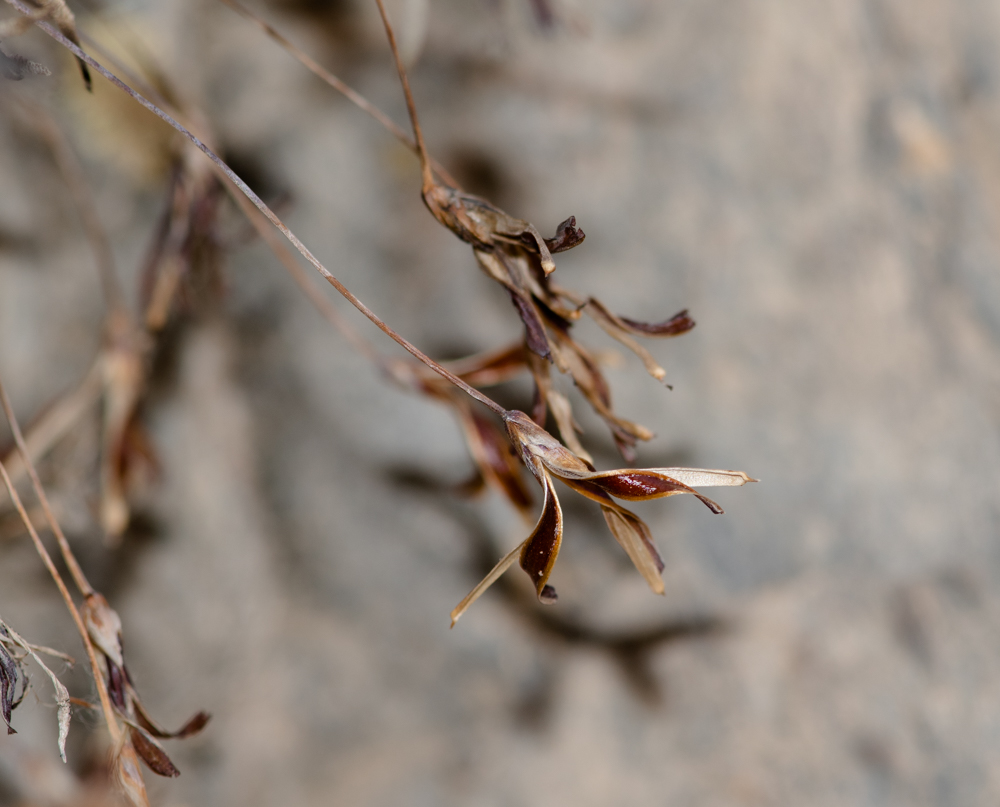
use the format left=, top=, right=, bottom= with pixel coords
left=0, top=379, right=94, bottom=597
left=372, top=0, right=435, bottom=192
left=5, top=0, right=507, bottom=417
left=9, top=97, right=126, bottom=315
left=218, top=0, right=459, bottom=189
left=0, top=436, right=120, bottom=744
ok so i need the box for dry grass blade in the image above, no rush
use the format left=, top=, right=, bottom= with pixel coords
left=218, top=0, right=459, bottom=188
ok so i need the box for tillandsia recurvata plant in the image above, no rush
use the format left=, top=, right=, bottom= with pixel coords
left=0, top=0, right=754, bottom=801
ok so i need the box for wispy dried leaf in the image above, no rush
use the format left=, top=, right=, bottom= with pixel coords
left=0, top=629, right=20, bottom=735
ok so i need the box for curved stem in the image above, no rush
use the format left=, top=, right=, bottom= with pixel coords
left=6, top=0, right=507, bottom=418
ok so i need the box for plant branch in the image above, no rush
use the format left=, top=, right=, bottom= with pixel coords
left=218, top=0, right=459, bottom=189
left=0, top=383, right=120, bottom=744
left=5, top=0, right=506, bottom=417
left=372, top=0, right=435, bottom=192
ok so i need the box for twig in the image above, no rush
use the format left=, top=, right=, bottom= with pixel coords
left=218, top=0, right=459, bottom=189
left=372, top=0, right=435, bottom=193
left=6, top=0, right=506, bottom=416
left=9, top=97, right=126, bottom=315
left=0, top=383, right=120, bottom=744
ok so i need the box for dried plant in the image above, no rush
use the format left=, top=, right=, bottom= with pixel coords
left=0, top=0, right=755, bottom=801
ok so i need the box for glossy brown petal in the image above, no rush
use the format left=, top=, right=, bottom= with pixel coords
left=129, top=725, right=180, bottom=777
left=518, top=471, right=563, bottom=603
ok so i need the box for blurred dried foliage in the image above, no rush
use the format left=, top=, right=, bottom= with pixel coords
left=2, top=0, right=1000, bottom=805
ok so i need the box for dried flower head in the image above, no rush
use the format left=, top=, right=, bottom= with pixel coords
left=451, top=412, right=755, bottom=624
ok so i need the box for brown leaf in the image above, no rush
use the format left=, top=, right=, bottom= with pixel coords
left=132, top=694, right=210, bottom=739
left=518, top=471, right=563, bottom=602
left=129, top=725, right=180, bottom=777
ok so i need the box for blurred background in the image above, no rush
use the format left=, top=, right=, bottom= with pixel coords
left=1, top=0, right=1000, bottom=804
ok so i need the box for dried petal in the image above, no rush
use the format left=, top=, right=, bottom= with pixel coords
left=129, top=725, right=180, bottom=777
left=602, top=506, right=665, bottom=594
left=423, top=185, right=556, bottom=274
left=82, top=593, right=125, bottom=668
left=583, top=300, right=693, bottom=383
left=518, top=471, right=563, bottom=602
left=445, top=343, right=529, bottom=388
left=115, top=738, right=152, bottom=807
left=546, top=390, right=593, bottom=466
left=504, top=409, right=591, bottom=482
left=132, top=695, right=210, bottom=739
left=544, top=216, right=586, bottom=254
left=463, top=411, right=533, bottom=514
left=450, top=539, right=525, bottom=627
left=619, top=309, right=695, bottom=337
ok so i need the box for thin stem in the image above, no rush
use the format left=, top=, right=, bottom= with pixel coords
left=372, top=0, right=435, bottom=192
left=6, top=0, right=506, bottom=417
left=0, top=418, right=120, bottom=745
left=9, top=97, right=127, bottom=315
left=218, top=0, right=459, bottom=189
left=0, top=380, right=94, bottom=596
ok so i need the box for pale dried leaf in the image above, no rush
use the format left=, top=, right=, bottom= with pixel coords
left=450, top=538, right=526, bottom=627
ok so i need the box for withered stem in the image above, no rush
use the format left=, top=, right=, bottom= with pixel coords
left=9, top=97, right=127, bottom=316
left=0, top=383, right=120, bottom=744
left=219, top=0, right=459, bottom=189
left=7, top=0, right=506, bottom=417
left=372, top=0, right=436, bottom=193
left=0, top=380, right=94, bottom=597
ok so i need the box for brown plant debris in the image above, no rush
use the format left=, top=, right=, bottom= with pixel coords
left=83, top=593, right=210, bottom=777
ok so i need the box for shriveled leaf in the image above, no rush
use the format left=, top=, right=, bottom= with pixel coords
left=0, top=47, right=50, bottom=80
left=619, top=309, right=695, bottom=337
left=450, top=539, right=526, bottom=627
left=602, top=506, right=665, bottom=594
left=518, top=471, right=563, bottom=602
left=129, top=725, right=180, bottom=777
left=544, top=216, right=586, bottom=254
left=0, top=633, right=19, bottom=735
left=2, top=621, right=71, bottom=760
left=132, top=695, right=210, bottom=740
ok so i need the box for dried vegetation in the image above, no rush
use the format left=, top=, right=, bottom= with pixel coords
left=0, top=0, right=752, bottom=802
